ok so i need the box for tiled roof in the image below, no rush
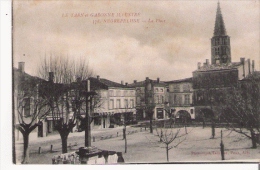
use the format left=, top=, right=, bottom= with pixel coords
left=99, top=78, right=127, bottom=88
left=128, top=79, right=167, bottom=87
left=165, top=77, right=192, bottom=83
left=89, top=77, right=131, bottom=89
left=128, top=81, right=146, bottom=87
left=13, top=68, right=45, bottom=90
left=194, top=62, right=242, bottom=72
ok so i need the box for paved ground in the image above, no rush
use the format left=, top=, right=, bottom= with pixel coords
left=15, top=126, right=260, bottom=164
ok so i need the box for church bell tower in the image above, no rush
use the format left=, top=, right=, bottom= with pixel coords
left=211, top=2, right=231, bottom=64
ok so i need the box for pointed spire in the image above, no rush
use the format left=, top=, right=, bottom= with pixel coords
left=213, top=1, right=226, bottom=36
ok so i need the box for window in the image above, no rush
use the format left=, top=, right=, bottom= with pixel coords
left=160, top=88, right=164, bottom=92
left=130, top=99, right=134, bottom=108
left=184, top=94, right=190, bottom=105
left=157, top=108, right=164, bottom=119
left=183, top=84, right=190, bottom=92
left=174, top=94, right=182, bottom=105
left=190, top=109, right=194, bottom=114
left=173, top=84, right=180, bottom=92
left=215, top=38, right=219, bottom=45
left=155, top=88, right=159, bottom=92
left=155, top=95, right=159, bottom=103
left=24, top=98, right=31, bottom=117
left=124, top=99, right=128, bottom=108
left=161, top=96, right=164, bottom=104
left=116, top=99, right=121, bottom=108
left=158, top=95, right=164, bottom=103
left=109, top=90, right=114, bottom=96
left=109, top=99, right=114, bottom=109
left=116, top=90, right=121, bottom=96
left=215, top=47, right=219, bottom=55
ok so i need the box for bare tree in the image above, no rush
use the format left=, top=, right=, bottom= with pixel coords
left=38, top=54, right=93, bottom=83
left=16, top=82, right=50, bottom=163
left=155, top=127, right=190, bottom=162
left=221, top=72, right=260, bottom=148
left=37, top=54, right=96, bottom=151
left=39, top=78, right=75, bottom=154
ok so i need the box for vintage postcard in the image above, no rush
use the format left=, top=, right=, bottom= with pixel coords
left=11, top=0, right=260, bottom=165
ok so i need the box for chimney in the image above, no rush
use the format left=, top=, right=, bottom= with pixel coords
left=134, top=80, right=137, bottom=83
left=206, top=59, right=209, bottom=65
left=240, top=58, right=245, bottom=78
left=125, top=82, right=128, bottom=86
left=240, top=58, right=245, bottom=64
left=197, top=62, right=201, bottom=69
left=248, top=59, right=251, bottom=74
left=18, top=62, right=25, bottom=73
left=97, top=75, right=100, bottom=80
left=121, top=80, right=124, bottom=85
left=49, top=72, right=54, bottom=82
left=157, top=77, right=160, bottom=83
left=252, top=60, right=255, bottom=72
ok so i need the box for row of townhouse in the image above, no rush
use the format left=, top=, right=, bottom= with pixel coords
left=13, top=61, right=192, bottom=142
left=13, top=56, right=258, bottom=142
left=128, top=77, right=194, bottom=122
left=13, top=63, right=136, bottom=141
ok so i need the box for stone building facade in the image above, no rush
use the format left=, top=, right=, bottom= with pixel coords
left=165, top=78, right=195, bottom=121
left=13, top=62, right=45, bottom=141
left=129, top=77, right=168, bottom=121
left=89, top=76, right=136, bottom=128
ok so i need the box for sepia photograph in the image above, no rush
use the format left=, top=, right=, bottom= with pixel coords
left=7, top=0, right=260, bottom=166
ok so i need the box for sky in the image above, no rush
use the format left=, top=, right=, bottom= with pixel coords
left=13, top=0, right=260, bottom=83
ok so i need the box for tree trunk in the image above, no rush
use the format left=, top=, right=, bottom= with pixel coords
left=125, top=135, right=127, bottom=153
left=250, top=129, right=257, bottom=149
left=61, top=133, right=69, bottom=153
left=123, top=127, right=126, bottom=140
left=166, top=144, right=169, bottom=162
left=22, top=132, right=29, bottom=164
left=150, top=114, right=153, bottom=133
left=211, top=120, right=215, bottom=138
